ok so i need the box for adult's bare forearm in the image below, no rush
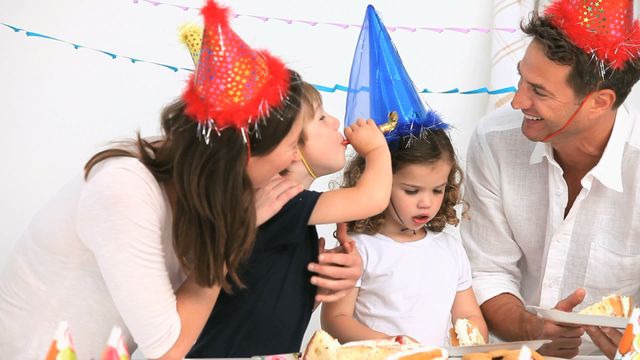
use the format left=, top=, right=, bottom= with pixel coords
left=481, top=293, right=542, bottom=341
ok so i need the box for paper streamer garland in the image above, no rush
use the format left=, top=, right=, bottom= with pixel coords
left=1, top=22, right=517, bottom=95
left=132, top=0, right=517, bottom=34
left=0, top=23, right=189, bottom=72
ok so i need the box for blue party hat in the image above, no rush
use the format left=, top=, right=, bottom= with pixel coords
left=345, top=5, right=448, bottom=148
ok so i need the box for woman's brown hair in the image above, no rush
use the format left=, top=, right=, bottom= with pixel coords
left=343, top=129, right=465, bottom=235
left=84, top=70, right=304, bottom=292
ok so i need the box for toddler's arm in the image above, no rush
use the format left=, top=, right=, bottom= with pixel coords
left=451, top=287, right=489, bottom=343
left=320, top=288, right=389, bottom=343
left=308, top=118, right=392, bottom=225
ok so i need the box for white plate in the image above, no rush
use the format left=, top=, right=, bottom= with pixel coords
left=446, top=340, right=551, bottom=357
left=529, top=306, right=628, bottom=329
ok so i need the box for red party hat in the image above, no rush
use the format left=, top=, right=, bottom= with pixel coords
left=545, top=0, right=640, bottom=69
left=182, top=0, right=290, bottom=130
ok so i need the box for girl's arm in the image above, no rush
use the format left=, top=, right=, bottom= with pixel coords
left=308, top=119, right=392, bottom=225
left=450, top=287, right=489, bottom=343
left=320, top=288, right=389, bottom=343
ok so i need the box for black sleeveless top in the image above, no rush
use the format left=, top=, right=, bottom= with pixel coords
left=187, top=190, right=321, bottom=358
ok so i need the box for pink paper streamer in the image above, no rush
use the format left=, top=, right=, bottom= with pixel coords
left=132, top=0, right=517, bottom=34
left=1, top=21, right=518, bottom=95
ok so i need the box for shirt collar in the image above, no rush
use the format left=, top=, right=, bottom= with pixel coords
left=589, top=105, right=630, bottom=192
left=529, top=141, right=548, bottom=165
left=528, top=105, right=630, bottom=192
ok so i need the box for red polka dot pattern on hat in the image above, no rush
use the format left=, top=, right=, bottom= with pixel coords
left=546, top=0, right=640, bottom=69
left=181, top=0, right=290, bottom=130
left=195, top=27, right=270, bottom=111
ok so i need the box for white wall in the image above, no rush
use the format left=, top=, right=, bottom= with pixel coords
left=1, top=0, right=495, bottom=257
left=3, top=0, right=640, bottom=356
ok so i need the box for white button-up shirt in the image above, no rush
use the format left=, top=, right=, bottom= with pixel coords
left=461, top=105, right=640, bottom=351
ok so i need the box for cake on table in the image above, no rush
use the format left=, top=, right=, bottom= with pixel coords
left=302, top=329, right=446, bottom=360
left=449, top=318, right=486, bottom=347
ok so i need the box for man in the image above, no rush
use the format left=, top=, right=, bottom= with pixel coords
left=461, top=0, right=640, bottom=358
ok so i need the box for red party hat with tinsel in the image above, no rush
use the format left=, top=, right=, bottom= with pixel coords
left=182, top=0, right=290, bottom=130
left=545, top=0, right=640, bottom=69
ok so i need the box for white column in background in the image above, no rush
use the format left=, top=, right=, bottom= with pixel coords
left=486, top=0, right=535, bottom=112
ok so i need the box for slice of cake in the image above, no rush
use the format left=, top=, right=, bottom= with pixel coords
left=450, top=318, right=486, bottom=347
left=303, top=330, right=340, bottom=360
left=579, top=294, right=633, bottom=317
left=302, top=329, right=430, bottom=360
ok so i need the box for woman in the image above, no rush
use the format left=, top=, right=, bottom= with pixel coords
left=0, top=1, right=306, bottom=358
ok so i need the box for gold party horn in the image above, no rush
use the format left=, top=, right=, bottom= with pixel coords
left=342, top=111, right=398, bottom=145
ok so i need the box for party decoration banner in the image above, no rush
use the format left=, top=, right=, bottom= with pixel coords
left=1, top=22, right=517, bottom=95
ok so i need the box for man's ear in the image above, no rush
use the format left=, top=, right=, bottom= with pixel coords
left=590, top=88, right=616, bottom=114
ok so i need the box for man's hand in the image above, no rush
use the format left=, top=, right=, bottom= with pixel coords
left=585, top=326, right=623, bottom=359
left=537, top=288, right=586, bottom=359
left=308, top=223, right=363, bottom=303
left=254, top=175, right=303, bottom=226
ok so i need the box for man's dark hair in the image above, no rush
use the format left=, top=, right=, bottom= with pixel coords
left=522, top=12, right=640, bottom=108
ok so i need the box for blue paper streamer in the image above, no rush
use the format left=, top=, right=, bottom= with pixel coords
left=1, top=21, right=517, bottom=95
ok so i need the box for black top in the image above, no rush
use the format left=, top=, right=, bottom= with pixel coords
left=187, top=190, right=322, bottom=358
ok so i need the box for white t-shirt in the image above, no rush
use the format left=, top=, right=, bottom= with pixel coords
left=0, top=157, right=184, bottom=359
left=352, top=230, right=472, bottom=346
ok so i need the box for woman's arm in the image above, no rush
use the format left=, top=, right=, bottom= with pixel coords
left=311, top=224, right=362, bottom=307
left=152, top=275, right=220, bottom=360
left=77, top=160, right=218, bottom=359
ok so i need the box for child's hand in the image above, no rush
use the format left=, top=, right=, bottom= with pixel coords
left=389, top=335, right=420, bottom=345
left=344, top=118, right=387, bottom=157
left=254, top=175, right=303, bottom=226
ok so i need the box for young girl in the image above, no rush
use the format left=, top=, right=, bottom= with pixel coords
left=188, top=82, right=393, bottom=358
left=321, top=127, right=488, bottom=347
left=0, top=1, right=320, bottom=359
left=320, top=4, right=487, bottom=347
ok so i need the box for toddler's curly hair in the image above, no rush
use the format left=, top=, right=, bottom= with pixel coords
left=343, top=129, right=466, bottom=234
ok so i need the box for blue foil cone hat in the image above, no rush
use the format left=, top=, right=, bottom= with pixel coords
left=345, top=5, right=448, bottom=148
